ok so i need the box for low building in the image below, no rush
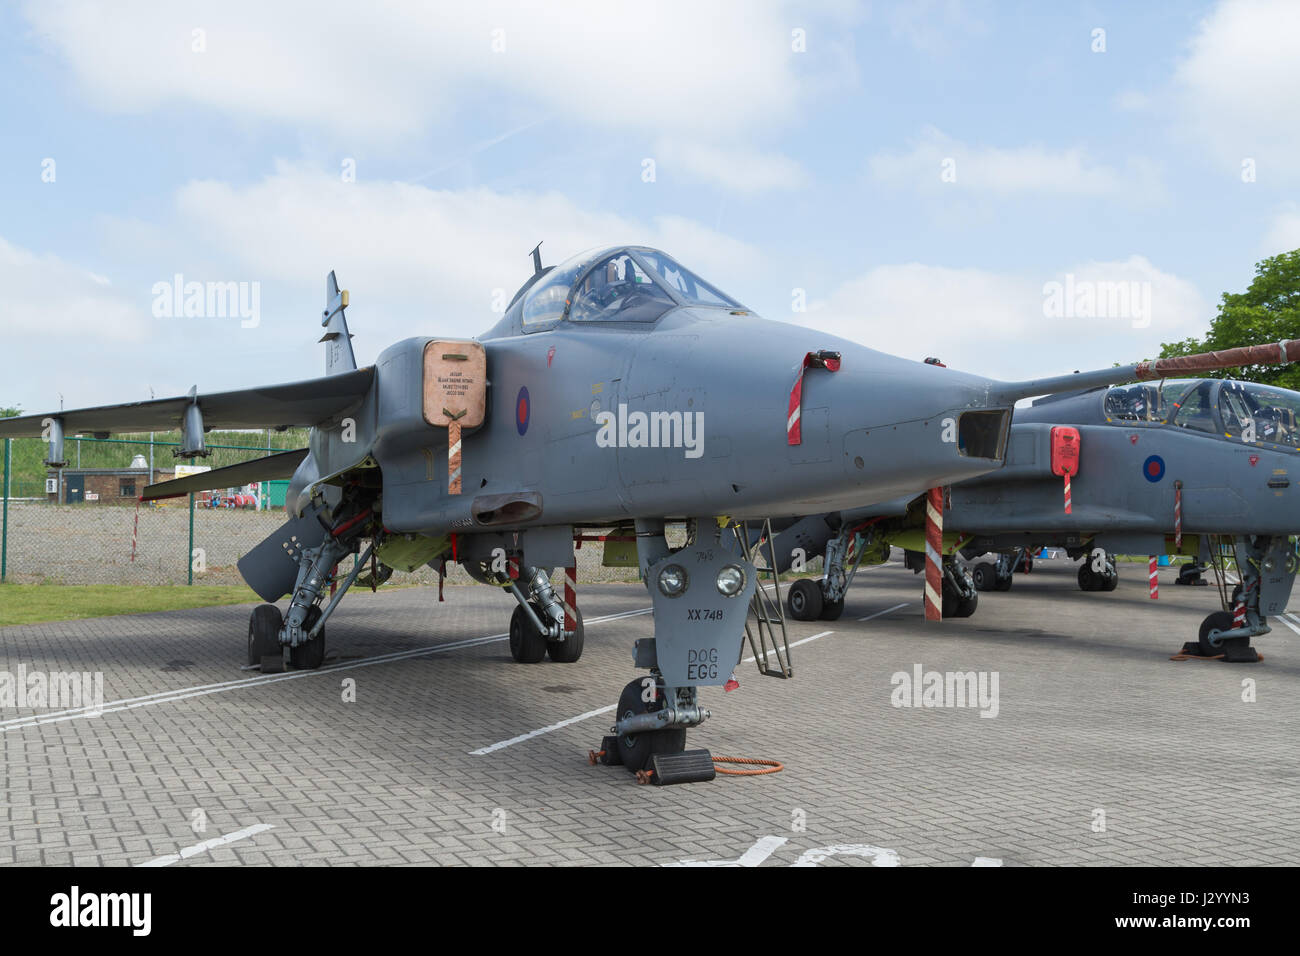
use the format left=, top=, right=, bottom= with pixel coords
left=47, top=455, right=175, bottom=505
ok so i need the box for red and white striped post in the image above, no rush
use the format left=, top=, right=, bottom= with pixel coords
left=563, top=565, right=577, bottom=631
left=130, top=497, right=141, bottom=562
left=925, top=486, right=943, bottom=621
left=1232, top=595, right=1246, bottom=629
left=1173, top=481, right=1182, bottom=549
left=1148, top=555, right=1159, bottom=599
left=1063, top=472, right=1072, bottom=514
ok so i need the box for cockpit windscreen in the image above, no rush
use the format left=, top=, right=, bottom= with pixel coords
left=1219, top=380, right=1300, bottom=448
left=634, top=249, right=744, bottom=310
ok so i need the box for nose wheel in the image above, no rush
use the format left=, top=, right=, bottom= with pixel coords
left=614, top=678, right=686, bottom=772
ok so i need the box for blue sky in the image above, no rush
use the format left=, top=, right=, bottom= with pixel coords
left=2, top=0, right=1298, bottom=411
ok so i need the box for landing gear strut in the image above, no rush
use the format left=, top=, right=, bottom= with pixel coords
left=592, top=518, right=756, bottom=785
left=941, top=558, right=978, bottom=618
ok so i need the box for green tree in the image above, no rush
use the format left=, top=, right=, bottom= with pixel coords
left=0, top=407, right=21, bottom=418
left=1160, top=250, right=1300, bottom=389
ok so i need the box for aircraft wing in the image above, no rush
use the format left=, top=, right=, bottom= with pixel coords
left=0, top=367, right=373, bottom=439
left=141, top=448, right=310, bottom=501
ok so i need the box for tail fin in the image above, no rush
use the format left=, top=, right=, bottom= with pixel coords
left=319, top=270, right=358, bottom=375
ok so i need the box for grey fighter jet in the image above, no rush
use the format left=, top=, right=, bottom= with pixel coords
left=770, top=372, right=1300, bottom=664
left=2, top=246, right=1283, bottom=782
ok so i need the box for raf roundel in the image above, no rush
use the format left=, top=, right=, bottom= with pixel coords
left=516, top=386, right=530, bottom=436
left=1142, top=454, right=1165, bottom=483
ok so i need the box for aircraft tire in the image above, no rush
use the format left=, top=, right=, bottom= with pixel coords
left=819, top=597, right=844, bottom=621
left=289, top=606, right=326, bottom=670
left=994, top=574, right=1013, bottom=592
left=1078, top=563, right=1097, bottom=591
left=788, top=579, right=824, bottom=621
left=1198, top=610, right=1237, bottom=657
left=971, top=563, right=995, bottom=591
left=953, top=592, right=978, bottom=618
left=248, top=604, right=283, bottom=668
left=547, top=608, right=585, bottom=663
left=509, top=604, right=548, bottom=663
left=1102, top=571, right=1118, bottom=592
left=614, top=678, right=686, bottom=773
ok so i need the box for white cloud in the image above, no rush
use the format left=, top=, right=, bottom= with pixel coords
left=1261, top=203, right=1300, bottom=255
left=128, top=162, right=764, bottom=349
left=0, top=237, right=147, bottom=344
left=654, top=140, right=809, bottom=193
left=1113, top=90, right=1152, bottom=111
left=799, top=255, right=1210, bottom=381
left=868, top=127, right=1159, bottom=198
left=1173, top=0, right=1300, bottom=173
left=22, top=0, right=839, bottom=142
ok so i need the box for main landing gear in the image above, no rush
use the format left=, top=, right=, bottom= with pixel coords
left=786, top=524, right=888, bottom=622
left=247, top=498, right=377, bottom=674
left=971, top=551, right=1018, bottom=592
left=1077, top=551, right=1118, bottom=592
left=941, top=558, right=978, bottom=618
left=506, top=566, right=585, bottom=663
left=1185, top=535, right=1293, bottom=662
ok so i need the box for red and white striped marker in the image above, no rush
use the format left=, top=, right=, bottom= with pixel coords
left=1063, top=473, right=1072, bottom=515
left=1173, top=481, right=1182, bottom=549
left=1148, top=555, right=1158, bottom=599
left=563, top=565, right=577, bottom=631
left=787, top=351, right=841, bottom=445
left=1232, top=598, right=1246, bottom=629
left=508, top=554, right=520, bottom=580
left=130, top=497, right=141, bottom=562
left=924, top=486, right=943, bottom=621
left=447, top=421, right=462, bottom=495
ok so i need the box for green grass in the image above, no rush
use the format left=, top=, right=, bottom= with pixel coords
left=0, top=583, right=262, bottom=627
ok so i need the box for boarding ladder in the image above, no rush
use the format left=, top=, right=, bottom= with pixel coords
left=734, top=519, right=793, bottom=678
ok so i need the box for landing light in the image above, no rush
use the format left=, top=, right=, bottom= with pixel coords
left=658, top=564, right=688, bottom=598
left=716, top=565, right=745, bottom=597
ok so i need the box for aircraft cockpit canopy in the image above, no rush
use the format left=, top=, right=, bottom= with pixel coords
left=1104, top=378, right=1300, bottom=450
left=1219, top=380, right=1300, bottom=448
left=520, top=246, right=744, bottom=331
left=1104, top=380, right=1195, bottom=423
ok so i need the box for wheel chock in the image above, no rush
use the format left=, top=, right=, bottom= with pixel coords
left=1221, top=642, right=1261, bottom=663
left=599, top=735, right=622, bottom=766
left=648, top=749, right=716, bottom=785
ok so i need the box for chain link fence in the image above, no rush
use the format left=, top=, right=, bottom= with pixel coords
left=0, top=435, right=647, bottom=587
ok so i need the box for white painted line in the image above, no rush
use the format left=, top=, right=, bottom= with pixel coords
left=858, top=601, right=911, bottom=622
left=469, top=630, right=837, bottom=756
left=2, top=607, right=653, bottom=734
left=1275, top=614, right=1300, bottom=637
left=137, top=823, right=274, bottom=867
left=470, top=705, right=617, bottom=755
left=472, top=602, right=909, bottom=756
left=742, top=629, right=834, bottom=664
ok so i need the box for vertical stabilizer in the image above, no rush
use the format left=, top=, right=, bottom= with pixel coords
left=319, top=270, right=358, bottom=375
